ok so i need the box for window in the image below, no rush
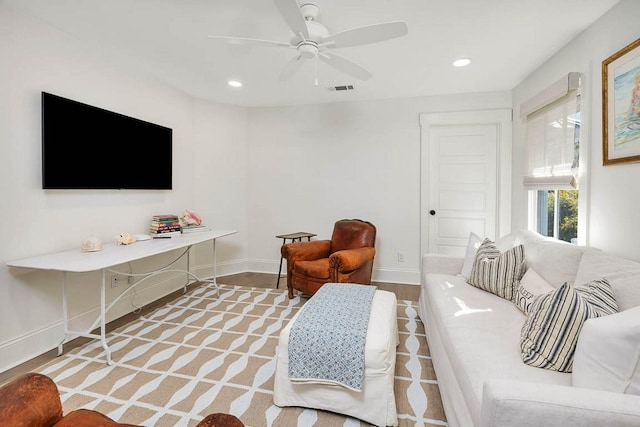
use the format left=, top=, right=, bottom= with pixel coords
left=521, top=73, right=581, bottom=243
left=533, top=189, right=579, bottom=243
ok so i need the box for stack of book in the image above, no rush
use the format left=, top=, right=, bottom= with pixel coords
left=150, top=214, right=182, bottom=238
left=181, top=224, right=211, bottom=234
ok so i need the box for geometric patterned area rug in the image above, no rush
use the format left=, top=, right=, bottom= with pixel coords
left=36, top=284, right=448, bottom=427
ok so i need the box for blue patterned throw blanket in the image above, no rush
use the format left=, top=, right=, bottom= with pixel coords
left=288, top=283, right=377, bottom=392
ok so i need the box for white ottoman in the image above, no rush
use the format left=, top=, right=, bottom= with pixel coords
left=273, top=288, right=399, bottom=427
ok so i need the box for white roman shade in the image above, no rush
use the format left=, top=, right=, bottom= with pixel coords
left=522, top=72, right=581, bottom=190
left=522, top=174, right=577, bottom=190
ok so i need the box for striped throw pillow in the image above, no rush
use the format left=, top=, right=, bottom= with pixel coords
left=468, top=238, right=526, bottom=301
left=520, top=279, right=618, bottom=372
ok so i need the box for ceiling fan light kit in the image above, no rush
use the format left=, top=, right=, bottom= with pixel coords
left=208, top=0, right=408, bottom=85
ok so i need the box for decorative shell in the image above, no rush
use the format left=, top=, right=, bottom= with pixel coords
left=81, top=236, right=104, bottom=252
left=115, top=232, right=137, bottom=245
left=181, top=209, right=202, bottom=227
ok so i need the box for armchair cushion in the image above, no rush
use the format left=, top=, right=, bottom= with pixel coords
left=295, top=258, right=331, bottom=279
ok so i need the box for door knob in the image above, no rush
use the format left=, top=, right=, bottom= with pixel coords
left=429, top=210, right=436, bottom=216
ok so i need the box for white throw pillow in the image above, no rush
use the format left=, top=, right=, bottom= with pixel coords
left=495, top=233, right=515, bottom=252
left=573, top=305, right=640, bottom=395
left=514, top=268, right=554, bottom=314
left=461, top=232, right=482, bottom=279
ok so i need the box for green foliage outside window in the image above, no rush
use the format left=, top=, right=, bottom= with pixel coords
left=546, top=190, right=578, bottom=242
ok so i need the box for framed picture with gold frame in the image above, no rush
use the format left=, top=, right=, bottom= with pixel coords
left=602, top=37, right=640, bottom=165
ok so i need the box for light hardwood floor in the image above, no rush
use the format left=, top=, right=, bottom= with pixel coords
left=0, top=273, right=419, bottom=385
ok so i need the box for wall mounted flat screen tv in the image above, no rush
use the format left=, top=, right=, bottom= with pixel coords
left=42, top=92, right=172, bottom=189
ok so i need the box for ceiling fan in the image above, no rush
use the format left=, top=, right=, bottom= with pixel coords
left=207, top=0, right=408, bottom=84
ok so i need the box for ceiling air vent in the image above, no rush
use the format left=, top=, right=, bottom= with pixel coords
left=329, top=85, right=355, bottom=92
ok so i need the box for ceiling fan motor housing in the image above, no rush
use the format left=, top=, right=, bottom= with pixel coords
left=290, top=20, right=328, bottom=58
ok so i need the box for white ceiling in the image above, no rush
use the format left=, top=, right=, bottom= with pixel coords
left=5, top=0, right=620, bottom=107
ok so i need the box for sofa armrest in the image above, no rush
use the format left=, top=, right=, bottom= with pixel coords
left=481, top=379, right=640, bottom=427
left=422, top=253, right=464, bottom=276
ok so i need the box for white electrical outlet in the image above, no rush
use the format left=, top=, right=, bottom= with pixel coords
left=398, top=251, right=405, bottom=262
left=111, top=275, right=119, bottom=288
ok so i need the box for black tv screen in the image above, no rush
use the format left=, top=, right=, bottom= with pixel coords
left=42, top=92, right=172, bottom=189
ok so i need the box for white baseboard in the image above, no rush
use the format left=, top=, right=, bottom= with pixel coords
left=372, top=267, right=421, bottom=285
left=0, top=323, right=64, bottom=375
left=247, top=258, right=283, bottom=276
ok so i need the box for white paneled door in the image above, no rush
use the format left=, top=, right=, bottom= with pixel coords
left=419, top=110, right=512, bottom=257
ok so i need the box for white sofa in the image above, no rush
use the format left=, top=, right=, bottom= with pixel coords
left=418, top=230, right=640, bottom=427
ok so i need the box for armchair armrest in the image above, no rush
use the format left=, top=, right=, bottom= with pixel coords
left=196, top=413, right=244, bottom=426
left=330, top=247, right=376, bottom=272
left=0, top=373, right=63, bottom=427
left=422, top=253, right=464, bottom=275
left=481, top=379, right=640, bottom=427
left=281, top=240, right=332, bottom=263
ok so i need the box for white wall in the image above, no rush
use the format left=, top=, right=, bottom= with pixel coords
left=512, top=0, right=640, bottom=259
left=0, top=7, right=248, bottom=372
left=245, top=92, right=511, bottom=284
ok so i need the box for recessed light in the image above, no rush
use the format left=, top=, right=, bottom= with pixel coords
left=452, top=58, right=471, bottom=67
left=228, top=80, right=242, bottom=88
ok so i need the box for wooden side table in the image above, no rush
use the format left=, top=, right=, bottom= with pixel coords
left=276, top=231, right=316, bottom=288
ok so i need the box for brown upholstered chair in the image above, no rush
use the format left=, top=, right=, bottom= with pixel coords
left=281, top=219, right=376, bottom=299
left=0, top=372, right=244, bottom=427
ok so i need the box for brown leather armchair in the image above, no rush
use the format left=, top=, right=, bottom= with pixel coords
left=0, top=372, right=244, bottom=427
left=281, top=219, right=376, bottom=298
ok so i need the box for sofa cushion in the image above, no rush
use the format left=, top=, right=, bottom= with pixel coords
left=514, top=268, right=554, bottom=313
left=520, top=279, right=618, bottom=372
left=572, top=304, right=640, bottom=395
left=575, top=249, right=640, bottom=311
left=468, top=239, right=525, bottom=301
left=514, top=230, right=588, bottom=288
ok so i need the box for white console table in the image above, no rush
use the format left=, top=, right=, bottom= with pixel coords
left=7, top=229, right=236, bottom=365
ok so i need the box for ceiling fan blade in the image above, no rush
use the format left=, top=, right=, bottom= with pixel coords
left=207, top=35, right=291, bottom=48
left=319, top=52, right=372, bottom=81
left=324, top=21, right=408, bottom=48
left=273, top=0, right=309, bottom=39
left=278, top=54, right=306, bottom=82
